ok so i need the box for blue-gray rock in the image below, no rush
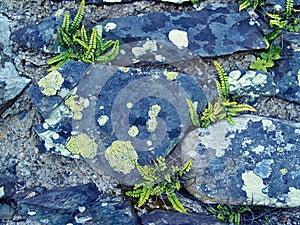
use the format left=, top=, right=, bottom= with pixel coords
left=85, top=0, right=191, bottom=4
left=0, top=14, right=12, bottom=59
left=18, top=182, right=100, bottom=224
left=30, top=62, right=207, bottom=185
left=27, top=60, right=90, bottom=118
left=0, top=203, right=15, bottom=220
left=228, top=70, right=279, bottom=103
left=178, top=115, right=300, bottom=207
left=141, top=210, right=223, bottom=225
left=100, top=3, right=266, bottom=57
left=272, top=32, right=300, bottom=104
left=0, top=173, right=15, bottom=199
left=0, top=62, right=31, bottom=115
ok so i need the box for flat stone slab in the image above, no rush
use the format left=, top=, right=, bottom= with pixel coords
left=179, top=115, right=300, bottom=207
left=86, top=0, right=191, bottom=3
left=100, top=3, right=266, bottom=57
left=18, top=182, right=138, bottom=224
left=29, top=61, right=207, bottom=185
left=272, top=32, right=300, bottom=104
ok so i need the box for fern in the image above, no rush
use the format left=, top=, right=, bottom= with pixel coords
left=126, top=156, right=192, bottom=213
left=48, top=0, right=119, bottom=71
left=238, top=0, right=264, bottom=11
left=187, top=61, right=256, bottom=128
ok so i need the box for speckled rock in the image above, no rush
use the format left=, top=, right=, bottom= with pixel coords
left=29, top=62, right=207, bottom=185
left=265, top=0, right=300, bottom=10
left=228, top=70, right=279, bottom=103
left=272, top=32, right=300, bottom=104
left=0, top=204, right=15, bottom=220
left=141, top=210, right=223, bottom=225
left=100, top=3, right=266, bottom=57
left=18, top=183, right=138, bottom=224
left=178, top=115, right=300, bottom=207
left=0, top=62, right=31, bottom=115
left=86, top=0, right=191, bottom=4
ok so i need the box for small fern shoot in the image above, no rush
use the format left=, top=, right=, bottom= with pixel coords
left=126, top=157, right=192, bottom=213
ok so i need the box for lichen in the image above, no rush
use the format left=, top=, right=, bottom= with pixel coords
left=128, top=126, right=139, bottom=137
left=146, top=104, right=161, bottom=133
left=97, top=115, right=109, bottom=126
left=105, top=140, right=138, bottom=174
left=38, top=70, right=64, bottom=96
left=280, top=168, right=288, bottom=175
left=168, top=29, right=189, bottom=49
left=65, top=95, right=85, bottom=120
left=163, top=71, right=178, bottom=81
left=0, top=186, right=4, bottom=198
left=286, top=187, right=300, bottom=207
left=66, top=133, right=98, bottom=158
left=297, top=69, right=300, bottom=86
left=132, top=40, right=158, bottom=58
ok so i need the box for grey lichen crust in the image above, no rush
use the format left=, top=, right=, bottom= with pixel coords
left=180, top=115, right=300, bottom=207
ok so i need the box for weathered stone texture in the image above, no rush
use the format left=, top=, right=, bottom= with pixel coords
left=179, top=115, right=300, bottom=207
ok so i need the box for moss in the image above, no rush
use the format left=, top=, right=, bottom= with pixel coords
left=65, top=95, right=85, bottom=120
left=163, top=71, right=179, bottom=81
left=66, top=133, right=98, bottom=158
left=105, top=140, right=138, bottom=175
left=38, top=70, right=64, bottom=96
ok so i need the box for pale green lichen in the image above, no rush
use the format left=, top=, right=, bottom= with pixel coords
left=38, top=70, right=64, bottom=96
left=0, top=186, right=4, bottom=198
left=128, top=126, right=139, bottom=137
left=66, top=133, right=98, bottom=158
left=146, top=104, right=161, bottom=133
left=65, top=95, right=85, bottom=120
left=297, top=69, right=300, bottom=86
left=105, top=140, right=138, bottom=174
left=280, top=168, right=288, bottom=175
left=119, top=67, right=130, bottom=73
left=163, top=71, right=179, bottom=81
left=97, top=115, right=109, bottom=126
left=287, top=187, right=300, bottom=207
left=126, top=102, right=133, bottom=109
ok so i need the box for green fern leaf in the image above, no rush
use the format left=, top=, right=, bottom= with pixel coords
left=167, top=192, right=186, bottom=213
left=69, top=0, right=85, bottom=34
left=214, top=61, right=229, bottom=101
left=178, top=158, right=192, bottom=176
left=95, top=40, right=120, bottom=64
left=137, top=187, right=153, bottom=207
left=61, top=12, right=70, bottom=34
left=186, top=99, right=201, bottom=127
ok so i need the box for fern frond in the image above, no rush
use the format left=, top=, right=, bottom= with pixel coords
left=167, top=192, right=186, bottom=213
left=69, top=0, right=85, bottom=34
left=178, top=158, right=192, bottom=176
left=239, top=0, right=251, bottom=11
left=186, top=99, right=201, bottom=127
left=80, top=24, right=89, bottom=44
left=61, top=12, right=70, bottom=34
left=214, top=61, right=229, bottom=101
left=286, top=0, right=294, bottom=16
left=137, top=187, right=153, bottom=207
left=125, top=188, right=144, bottom=198
left=95, top=40, right=120, bottom=64
left=226, top=116, right=236, bottom=126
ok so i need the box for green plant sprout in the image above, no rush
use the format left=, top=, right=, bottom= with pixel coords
left=187, top=61, right=256, bottom=128
left=126, top=156, right=192, bottom=213
left=238, top=0, right=265, bottom=11
left=207, top=204, right=252, bottom=225
left=250, top=45, right=282, bottom=72
left=48, top=0, right=119, bottom=71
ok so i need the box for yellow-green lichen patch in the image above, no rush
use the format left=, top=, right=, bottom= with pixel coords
left=66, top=133, right=98, bottom=159
left=163, top=71, right=178, bottom=81
left=297, top=69, right=300, bottom=86
left=0, top=186, right=4, bottom=198
left=119, top=67, right=130, bottom=73
left=168, top=29, right=189, bottom=49
left=105, top=140, right=138, bottom=174
left=65, top=95, right=85, bottom=120
left=128, top=126, right=139, bottom=137
left=146, top=104, right=161, bottom=133
left=38, top=70, right=64, bottom=96
left=280, top=168, right=288, bottom=175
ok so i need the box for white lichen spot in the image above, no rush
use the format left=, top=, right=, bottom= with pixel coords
left=146, top=118, right=158, bottom=133
left=146, top=140, right=153, bottom=146
left=105, top=140, right=138, bottom=174
left=277, top=147, right=284, bottom=153
left=252, top=145, right=265, bottom=154
left=28, top=211, right=37, bottom=216
left=38, top=70, right=64, bottom=96
left=99, top=105, right=104, bottom=110
left=242, top=171, right=269, bottom=204
left=104, top=22, right=117, bottom=32
left=155, top=54, right=165, bottom=62
left=65, top=95, right=85, bottom=120
left=97, top=115, right=109, bottom=126
left=55, top=9, right=64, bottom=18
left=128, top=126, right=139, bottom=137
left=0, top=186, right=4, bottom=198
left=66, top=133, right=98, bottom=158
left=132, top=40, right=158, bottom=58
left=280, top=168, right=288, bottom=175
left=286, top=187, right=300, bottom=207
left=119, top=67, right=130, bottom=73
left=274, top=4, right=282, bottom=11
left=168, top=29, right=189, bottom=49
left=146, top=104, right=161, bottom=133
left=148, top=104, right=161, bottom=118
left=297, top=69, right=300, bottom=86
left=252, top=73, right=267, bottom=86
left=126, top=102, right=133, bottom=109
left=83, top=98, right=89, bottom=108
left=262, top=119, right=276, bottom=131
left=163, top=71, right=178, bottom=81
left=52, top=133, right=59, bottom=140
left=229, top=70, right=241, bottom=80
left=42, top=123, right=49, bottom=129
left=78, top=206, right=86, bottom=213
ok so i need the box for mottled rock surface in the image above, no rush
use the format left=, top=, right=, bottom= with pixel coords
left=29, top=62, right=207, bottom=185
left=100, top=3, right=266, bottom=57
left=141, top=210, right=223, bottom=225
left=0, top=173, right=15, bottom=199
left=86, top=0, right=191, bottom=3
left=179, top=115, right=300, bottom=207
left=272, top=32, right=300, bottom=104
